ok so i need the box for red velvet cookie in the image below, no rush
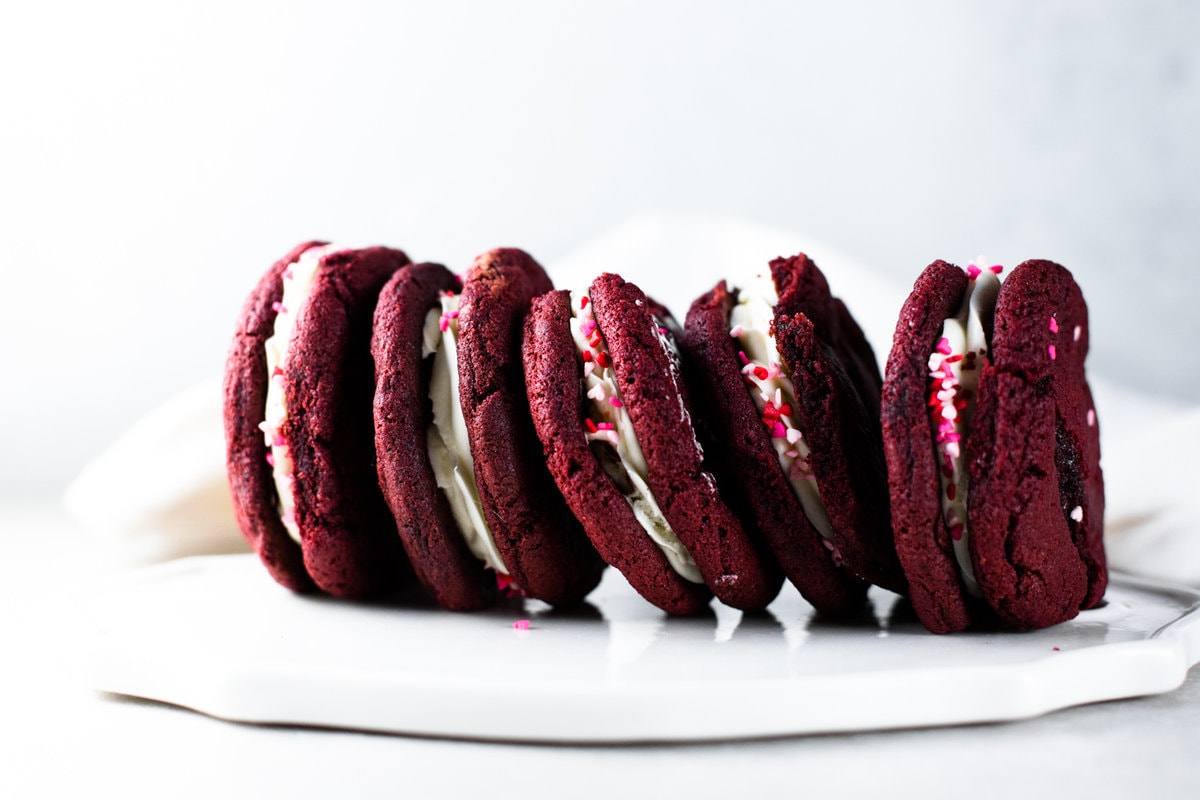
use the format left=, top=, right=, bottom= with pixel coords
left=686, top=275, right=873, bottom=618
left=372, top=262, right=499, bottom=611
left=524, top=288, right=714, bottom=615
left=224, top=243, right=412, bottom=598
left=455, top=249, right=605, bottom=606
left=881, top=259, right=1106, bottom=633
left=683, top=254, right=901, bottom=612
left=548, top=273, right=784, bottom=612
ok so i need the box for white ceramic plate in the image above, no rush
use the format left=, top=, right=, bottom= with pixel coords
left=85, top=555, right=1200, bottom=742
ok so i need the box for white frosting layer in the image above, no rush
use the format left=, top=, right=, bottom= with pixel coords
left=728, top=274, right=838, bottom=552
left=425, top=294, right=509, bottom=575
left=569, top=292, right=703, bottom=584
left=928, top=266, right=1001, bottom=598
left=260, top=243, right=339, bottom=544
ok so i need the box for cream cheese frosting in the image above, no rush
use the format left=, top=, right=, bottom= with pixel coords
left=728, top=273, right=839, bottom=558
left=423, top=292, right=509, bottom=576
left=569, top=292, right=703, bottom=584
left=926, top=262, right=1002, bottom=598
left=260, top=243, right=341, bottom=544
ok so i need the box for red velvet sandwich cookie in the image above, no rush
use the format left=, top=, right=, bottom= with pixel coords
left=451, top=248, right=605, bottom=606
left=372, top=262, right=499, bottom=611
left=881, top=258, right=1106, bottom=633
left=682, top=254, right=904, bottom=614
left=524, top=287, right=714, bottom=615
left=224, top=242, right=412, bottom=598
left=527, top=273, right=783, bottom=612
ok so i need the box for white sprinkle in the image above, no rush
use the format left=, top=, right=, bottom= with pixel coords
left=1074, top=325, right=1082, bottom=342
left=1070, top=506, right=1084, bottom=523
left=1087, top=409, right=1095, bottom=427
left=729, top=324, right=744, bottom=338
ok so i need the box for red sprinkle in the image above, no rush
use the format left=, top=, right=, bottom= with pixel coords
left=949, top=524, right=964, bottom=541
left=753, top=366, right=769, bottom=380
left=580, top=296, right=589, bottom=309
left=582, top=350, right=593, bottom=363
left=584, top=418, right=598, bottom=433
left=947, top=483, right=956, bottom=501
left=595, top=351, right=612, bottom=368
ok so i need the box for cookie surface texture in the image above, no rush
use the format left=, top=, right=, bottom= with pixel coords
left=968, top=260, right=1106, bottom=629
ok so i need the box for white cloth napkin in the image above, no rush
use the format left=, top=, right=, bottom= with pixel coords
left=64, top=212, right=1200, bottom=585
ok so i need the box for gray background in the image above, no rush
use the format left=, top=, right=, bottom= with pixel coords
left=3, top=1, right=1197, bottom=500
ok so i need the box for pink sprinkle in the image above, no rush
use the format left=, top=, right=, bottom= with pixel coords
left=1074, top=325, right=1082, bottom=342
left=729, top=324, right=745, bottom=338
left=1049, top=316, right=1059, bottom=334
left=936, top=337, right=952, bottom=355
left=966, top=265, right=982, bottom=280
left=785, top=449, right=799, bottom=459
left=658, top=326, right=669, bottom=335
left=271, top=301, right=286, bottom=315
left=609, top=397, right=624, bottom=408
left=265, top=451, right=275, bottom=467
left=597, top=422, right=615, bottom=430
left=1070, top=506, right=1084, bottom=522
left=579, top=320, right=596, bottom=338
left=512, top=619, right=531, bottom=631
left=272, top=433, right=286, bottom=447
left=602, top=430, right=620, bottom=446
left=738, top=350, right=750, bottom=365
left=772, top=422, right=786, bottom=438
left=989, top=264, right=1003, bottom=274
left=1048, top=344, right=1057, bottom=361
left=1087, top=409, right=1095, bottom=427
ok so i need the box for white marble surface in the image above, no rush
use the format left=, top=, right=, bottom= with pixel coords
left=4, top=503, right=1200, bottom=799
